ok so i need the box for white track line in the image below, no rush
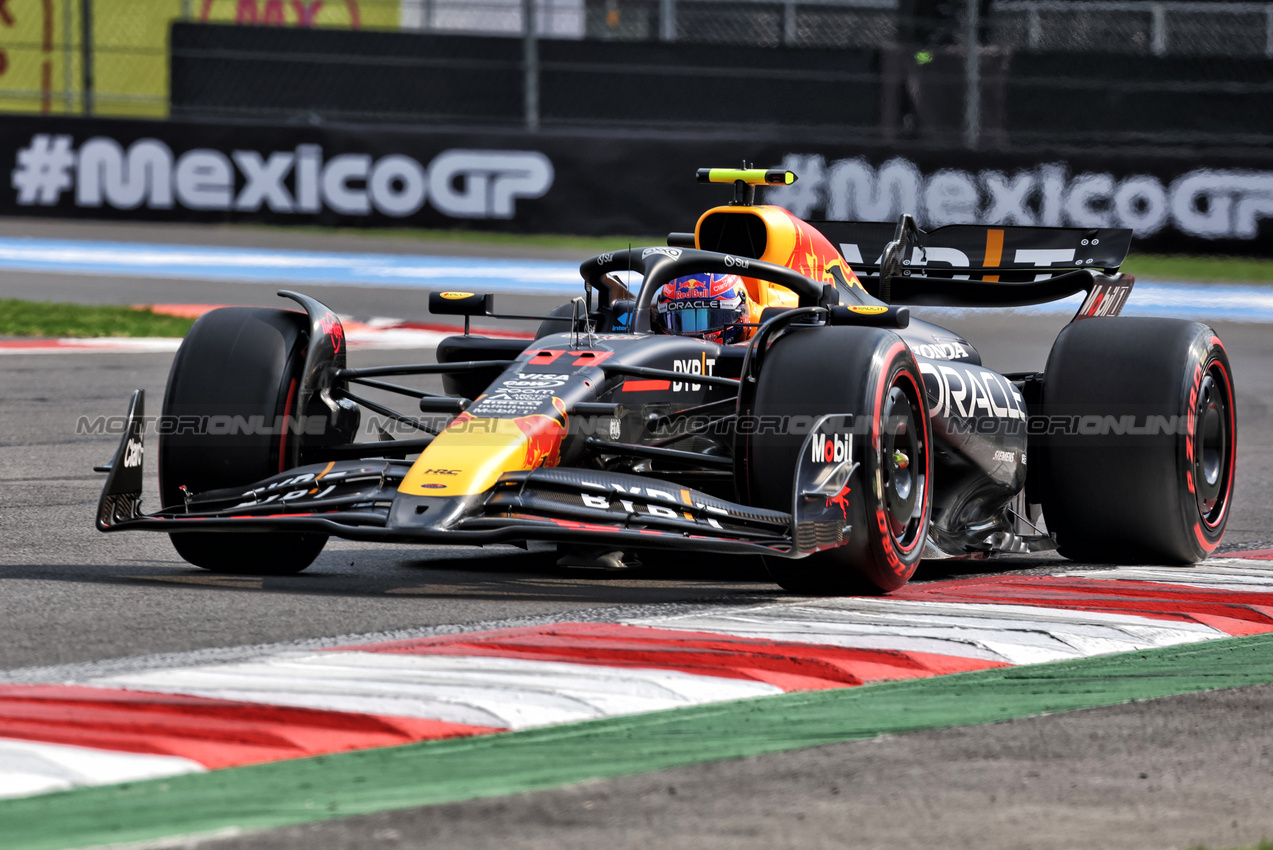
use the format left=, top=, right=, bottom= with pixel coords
left=0, top=338, right=183, bottom=355
left=0, top=240, right=582, bottom=293
left=0, top=327, right=460, bottom=355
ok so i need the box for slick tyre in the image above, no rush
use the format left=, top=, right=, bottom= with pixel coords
left=1039, top=317, right=1236, bottom=564
left=160, top=307, right=327, bottom=574
left=535, top=303, right=582, bottom=339
left=745, top=326, right=932, bottom=594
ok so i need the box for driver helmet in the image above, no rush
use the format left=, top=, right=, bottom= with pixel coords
left=654, top=273, right=754, bottom=344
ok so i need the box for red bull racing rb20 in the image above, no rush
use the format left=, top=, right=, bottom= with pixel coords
left=96, top=169, right=1237, bottom=594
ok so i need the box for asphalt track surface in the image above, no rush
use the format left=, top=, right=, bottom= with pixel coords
left=2, top=220, right=1273, bottom=848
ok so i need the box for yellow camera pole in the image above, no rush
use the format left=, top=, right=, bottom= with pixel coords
left=695, top=167, right=797, bottom=205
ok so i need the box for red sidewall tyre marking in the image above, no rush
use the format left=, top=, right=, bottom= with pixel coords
left=871, top=343, right=930, bottom=582
left=1188, top=338, right=1236, bottom=554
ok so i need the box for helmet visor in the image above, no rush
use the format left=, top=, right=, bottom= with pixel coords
left=661, top=303, right=738, bottom=335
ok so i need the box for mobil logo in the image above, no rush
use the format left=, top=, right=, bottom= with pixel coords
left=811, top=430, right=853, bottom=463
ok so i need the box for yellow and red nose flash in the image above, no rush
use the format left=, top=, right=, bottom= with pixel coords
left=399, top=397, right=570, bottom=497
left=513, top=397, right=569, bottom=469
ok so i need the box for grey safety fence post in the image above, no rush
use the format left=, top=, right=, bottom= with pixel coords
left=1266, top=3, right=1273, bottom=58
left=962, top=0, right=980, bottom=149
left=523, top=0, right=540, bottom=130
left=80, top=0, right=93, bottom=115
left=1150, top=2, right=1167, bottom=56
left=660, top=0, right=676, bottom=41
left=62, top=0, right=74, bottom=111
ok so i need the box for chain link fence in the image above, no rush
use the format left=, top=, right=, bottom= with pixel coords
left=1, top=0, right=1271, bottom=147
left=991, top=1, right=1273, bottom=56
left=0, top=0, right=400, bottom=117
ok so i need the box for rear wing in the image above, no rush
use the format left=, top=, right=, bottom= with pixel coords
left=813, top=219, right=1132, bottom=279
left=809, top=216, right=1134, bottom=315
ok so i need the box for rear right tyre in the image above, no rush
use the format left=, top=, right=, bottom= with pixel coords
left=1038, top=317, right=1236, bottom=564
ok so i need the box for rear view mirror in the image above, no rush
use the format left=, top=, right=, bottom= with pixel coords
left=428, top=291, right=493, bottom=316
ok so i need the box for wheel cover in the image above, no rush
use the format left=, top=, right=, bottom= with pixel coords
left=881, top=381, right=926, bottom=548
left=1194, top=364, right=1234, bottom=528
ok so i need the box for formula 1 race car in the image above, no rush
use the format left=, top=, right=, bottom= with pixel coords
left=95, top=168, right=1237, bottom=594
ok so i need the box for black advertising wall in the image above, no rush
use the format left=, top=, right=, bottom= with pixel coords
left=168, top=24, right=1273, bottom=147
left=5, top=115, right=1273, bottom=256
left=169, top=24, right=881, bottom=133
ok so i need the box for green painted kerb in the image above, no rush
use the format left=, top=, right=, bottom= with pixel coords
left=6, top=634, right=1273, bottom=850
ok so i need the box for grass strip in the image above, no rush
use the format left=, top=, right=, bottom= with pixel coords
left=1120, top=254, right=1273, bottom=284
left=0, top=300, right=195, bottom=338
left=4, top=634, right=1273, bottom=849
left=242, top=223, right=664, bottom=254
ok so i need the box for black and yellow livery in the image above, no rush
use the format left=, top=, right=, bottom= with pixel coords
left=95, top=169, right=1236, bottom=593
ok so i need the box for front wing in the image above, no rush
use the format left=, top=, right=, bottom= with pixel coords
left=97, top=391, right=859, bottom=560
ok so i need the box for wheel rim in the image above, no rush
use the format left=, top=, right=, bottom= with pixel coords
left=881, top=382, right=925, bottom=546
left=1194, top=364, right=1234, bottom=527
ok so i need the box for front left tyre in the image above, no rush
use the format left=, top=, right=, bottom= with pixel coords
left=743, top=325, right=933, bottom=594
left=160, top=307, right=328, bottom=574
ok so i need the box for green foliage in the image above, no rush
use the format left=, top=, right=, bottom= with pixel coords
left=0, top=300, right=196, bottom=338
left=254, top=224, right=664, bottom=253
left=1122, top=254, right=1273, bottom=284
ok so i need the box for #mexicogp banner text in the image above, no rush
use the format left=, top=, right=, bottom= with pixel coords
left=4, top=114, right=1273, bottom=257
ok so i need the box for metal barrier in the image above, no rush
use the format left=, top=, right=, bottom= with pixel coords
left=990, top=0, right=1273, bottom=57
left=0, top=0, right=1270, bottom=149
